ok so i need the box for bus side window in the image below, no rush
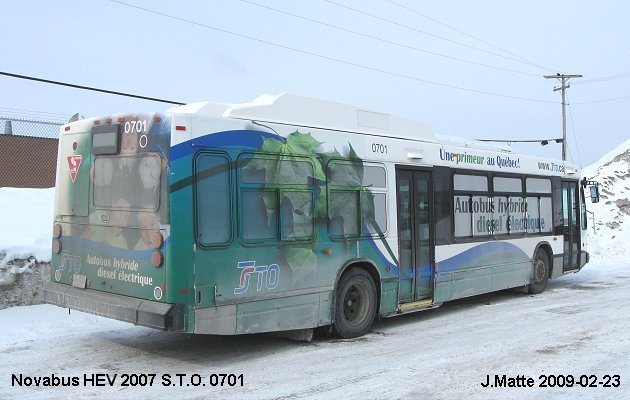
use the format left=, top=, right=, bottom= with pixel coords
left=328, top=162, right=387, bottom=239
left=241, top=189, right=278, bottom=242
left=195, top=153, right=232, bottom=246
left=239, top=155, right=316, bottom=243
left=525, top=178, right=552, bottom=234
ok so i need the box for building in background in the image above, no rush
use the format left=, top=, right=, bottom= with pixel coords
left=0, top=118, right=62, bottom=188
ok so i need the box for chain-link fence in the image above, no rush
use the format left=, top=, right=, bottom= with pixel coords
left=0, top=115, right=66, bottom=188
left=1, top=117, right=62, bottom=138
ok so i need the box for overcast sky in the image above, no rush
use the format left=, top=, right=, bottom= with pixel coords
left=2, top=0, right=628, bottom=166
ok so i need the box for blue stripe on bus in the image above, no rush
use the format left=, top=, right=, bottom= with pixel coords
left=369, top=239, right=529, bottom=281
left=437, top=242, right=529, bottom=274
left=367, top=237, right=397, bottom=270
left=171, top=130, right=285, bottom=161
left=366, top=238, right=432, bottom=281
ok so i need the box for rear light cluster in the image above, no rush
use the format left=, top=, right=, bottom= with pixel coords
left=52, top=224, right=62, bottom=254
left=151, top=251, right=164, bottom=268
left=151, top=231, right=165, bottom=268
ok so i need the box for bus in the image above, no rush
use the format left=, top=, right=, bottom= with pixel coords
left=43, top=93, right=600, bottom=339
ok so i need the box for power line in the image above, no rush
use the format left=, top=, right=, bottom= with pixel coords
left=0, top=71, right=186, bottom=105
left=105, top=0, right=555, bottom=103
left=572, top=94, right=630, bottom=105
left=384, top=0, right=556, bottom=72
left=324, top=0, right=550, bottom=72
left=242, top=0, right=540, bottom=77
left=573, top=71, right=630, bottom=85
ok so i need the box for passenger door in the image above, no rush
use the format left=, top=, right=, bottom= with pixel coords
left=396, top=169, right=433, bottom=302
left=562, top=181, right=581, bottom=271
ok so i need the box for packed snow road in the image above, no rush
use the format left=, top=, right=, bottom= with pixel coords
left=1, top=259, right=628, bottom=400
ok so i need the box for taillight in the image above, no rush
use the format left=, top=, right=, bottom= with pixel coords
left=151, top=232, right=164, bottom=249
left=151, top=251, right=163, bottom=267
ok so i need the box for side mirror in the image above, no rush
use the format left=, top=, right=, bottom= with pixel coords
left=590, top=186, right=600, bottom=203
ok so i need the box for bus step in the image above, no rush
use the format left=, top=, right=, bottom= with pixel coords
left=398, top=299, right=433, bottom=313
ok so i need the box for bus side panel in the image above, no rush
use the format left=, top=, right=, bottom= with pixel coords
left=434, top=240, right=532, bottom=302
left=236, top=294, right=321, bottom=334
left=184, top=124, right=399, bottom=333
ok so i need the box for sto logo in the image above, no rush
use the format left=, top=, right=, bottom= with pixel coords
left=60, top=254, right=81, bottom=273
left=234, top=261, right=280, bottom=295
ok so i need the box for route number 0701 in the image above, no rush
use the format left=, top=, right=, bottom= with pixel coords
left=371, top=143, right=387, bottom=154
left=124, top=120, right=147, bottom=134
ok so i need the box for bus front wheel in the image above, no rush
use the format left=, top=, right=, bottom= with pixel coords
left=333, top=268, right=377, bottom=339
left=528, top=249, right=549, bottom=294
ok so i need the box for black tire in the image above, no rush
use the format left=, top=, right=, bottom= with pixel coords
left=528, top=249, right=550, bottom=294
left=333, top=268, right=377, bottom=339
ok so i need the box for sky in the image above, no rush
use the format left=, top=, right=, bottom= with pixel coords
left=1, top=0, right=629, bottom=167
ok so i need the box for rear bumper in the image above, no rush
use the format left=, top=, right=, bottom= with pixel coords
left=42, top=282, right=184, bottom=331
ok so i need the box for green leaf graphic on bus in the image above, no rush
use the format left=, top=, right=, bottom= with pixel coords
left=282, top=245, right=318, bottom=284
left=327, top=147, right=385, bottom=239
left=241, top=131, right=324, bottom=284
left=244, top=130, right=382, bottom=285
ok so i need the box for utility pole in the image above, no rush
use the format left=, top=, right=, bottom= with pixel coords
left=544, top=73, right=582, bottom=161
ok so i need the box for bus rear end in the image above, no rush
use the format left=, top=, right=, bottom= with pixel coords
left=42, top=113, right=183, bottom=331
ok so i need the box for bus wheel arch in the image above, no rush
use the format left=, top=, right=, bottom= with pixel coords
left=529, top=244, right=552, bottom=294
left=332, top=260, right=380, bottom=338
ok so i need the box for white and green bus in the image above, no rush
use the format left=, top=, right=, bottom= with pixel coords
left=43, top=93, right=599, bottom=338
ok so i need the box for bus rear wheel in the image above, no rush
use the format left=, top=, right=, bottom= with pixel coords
left=333, top=268, right=377, bottom=339
left=528, top=249, right=549, bottom=294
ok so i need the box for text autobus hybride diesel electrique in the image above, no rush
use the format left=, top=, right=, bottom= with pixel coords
left=43, top=94, right=600, bottom=338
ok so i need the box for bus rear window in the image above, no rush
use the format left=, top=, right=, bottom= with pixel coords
left=93, top=154, right=161, bottom=211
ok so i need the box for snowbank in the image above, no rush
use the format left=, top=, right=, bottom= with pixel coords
left=0, top=257, right=50, bottom=308
left=0, top=187, right=54, bottom=308
left=0, top=187, right=54, bottom=266
left=582, top=138, right=630, bottom=261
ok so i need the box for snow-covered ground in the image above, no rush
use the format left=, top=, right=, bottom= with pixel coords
left=0, top=259, right=628, bottom=399
left=1, top=139, right=629, bottom=398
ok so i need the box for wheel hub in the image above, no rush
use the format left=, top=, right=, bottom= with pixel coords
left=343, top=286, right=365, bottom=324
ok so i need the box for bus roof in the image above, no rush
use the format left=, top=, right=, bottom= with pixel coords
left=167, top=93, right=566, bottom=157
left=168, top=93, right=437, bottom=143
